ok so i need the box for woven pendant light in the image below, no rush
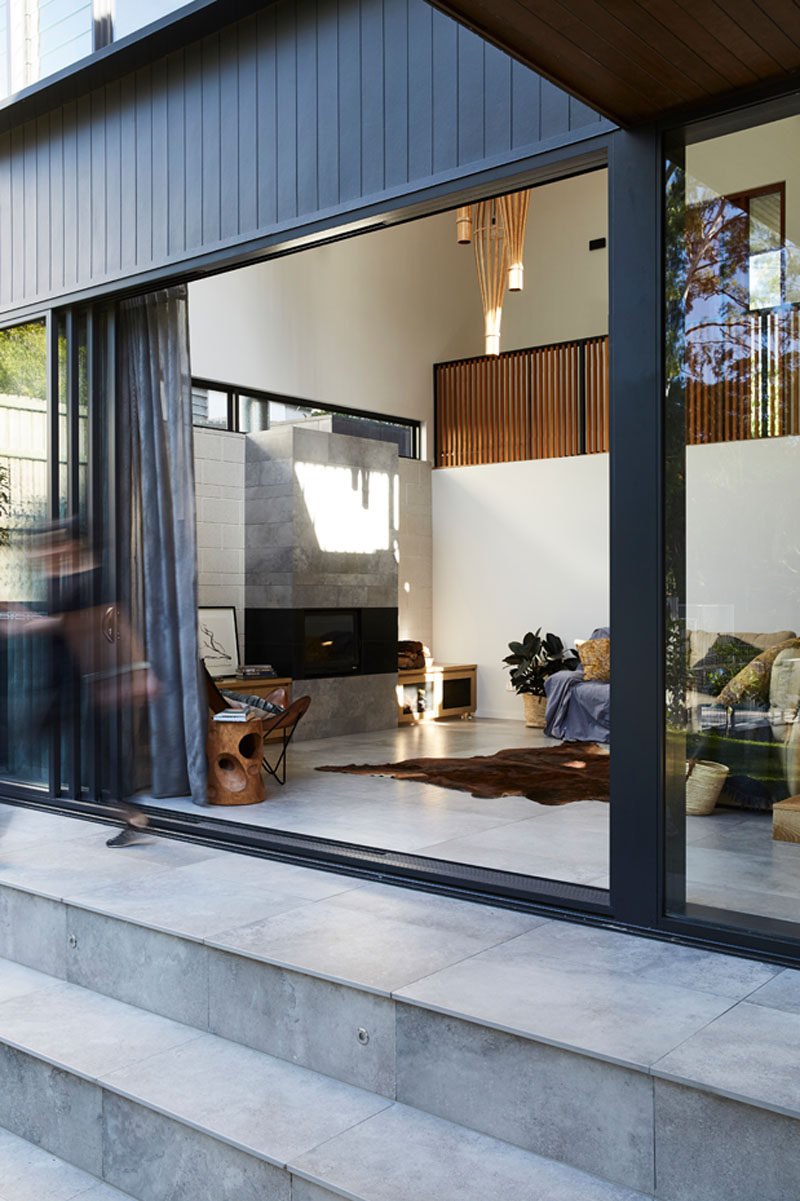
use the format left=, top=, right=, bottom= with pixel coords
left=499, top=190, right=530, bottom=291
left=456, top=205, right=473, bottom=244
left=473, top=199, right=507, bottom=356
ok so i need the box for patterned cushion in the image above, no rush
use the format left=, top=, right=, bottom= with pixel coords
left=690, top=634, right=760, bottom=697
left=717, top=638, right=800, bottom=707
left=577, top=637, right=610, bottom=682
left=220, top=689, right=284, bottom=716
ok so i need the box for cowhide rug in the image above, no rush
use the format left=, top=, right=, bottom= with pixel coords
left=316, top=743, right=609, bottom=806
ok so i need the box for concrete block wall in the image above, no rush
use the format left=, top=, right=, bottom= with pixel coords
left=245, top=425, right=399, bottom=609
left=194, top=427, right=246, bottom=661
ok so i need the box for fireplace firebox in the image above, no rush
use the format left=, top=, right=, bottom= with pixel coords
left=245, top=607, right=397, bottom=680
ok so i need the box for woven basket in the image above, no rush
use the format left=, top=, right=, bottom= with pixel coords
left=523, top=694, right=547, bottom=728
left=685, top=759, right=729, bottom=816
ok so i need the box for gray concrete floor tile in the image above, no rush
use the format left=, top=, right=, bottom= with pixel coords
left=207, top=892, right=540, bottom=995
left=0, top=969, right=203, bottom=1079
left=291, top=1102, right=649, bottom=1201
left=653, top=1000, right=800, bottom=1117
left=102, top=1032, right=391, bottom=1165
left=395, top=936, right=735, bottom=1067
left=146, top=719, right=611, bottom=887
left=747, top=967, right=800, bottom=1015
left=74, top=868, right=319, bottom=941
left=511, top=920, right=780, bottom=999
left=0, top=827, right=214, bottom=903
left=0, top=1127, right=133, bottom=1201
left=0, top=958, right=63, bottom=1006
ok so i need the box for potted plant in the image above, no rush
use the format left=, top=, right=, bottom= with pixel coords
left=503, top=629, right=578, bottom=727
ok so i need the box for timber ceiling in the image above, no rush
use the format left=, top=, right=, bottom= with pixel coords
left=431, top=0, right=800, bottom=125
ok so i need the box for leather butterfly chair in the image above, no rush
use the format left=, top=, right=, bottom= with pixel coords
left=202, top=662, right=310, bottom=785
left=259, top=695, right=312, bottom=785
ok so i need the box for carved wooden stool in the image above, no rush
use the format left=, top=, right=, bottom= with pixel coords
left=206, top=715, right=266, bottom=805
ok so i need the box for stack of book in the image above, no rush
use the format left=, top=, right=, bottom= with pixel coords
left=213, top=707, right=262, bottom=723
left=236, top=664, right=277, bottom=679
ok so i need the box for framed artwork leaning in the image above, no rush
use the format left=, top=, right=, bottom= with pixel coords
left=198, top=606, right=239, bottom=678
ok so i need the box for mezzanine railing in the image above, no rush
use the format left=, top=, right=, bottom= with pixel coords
left=434, top=335, right=609, bottom=468
left=435, top=308, right=800, bottom=469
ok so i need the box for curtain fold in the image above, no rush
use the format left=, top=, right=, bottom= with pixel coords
left=117, top=286, right=206, bottom=803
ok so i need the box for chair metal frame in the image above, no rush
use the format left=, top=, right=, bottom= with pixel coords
left=260, top=696, right=311, bottom=785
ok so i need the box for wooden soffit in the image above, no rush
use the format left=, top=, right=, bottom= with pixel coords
left=430, top=0, right=800, bottom=126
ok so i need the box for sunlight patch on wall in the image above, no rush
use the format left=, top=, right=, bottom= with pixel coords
left=295, top=461, right=395, bottom=553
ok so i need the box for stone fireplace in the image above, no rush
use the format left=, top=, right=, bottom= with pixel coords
left=244, top=424, right=399, bottom=739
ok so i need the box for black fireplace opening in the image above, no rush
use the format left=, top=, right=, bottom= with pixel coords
left=246, top=607, right=397, bottom=679
left=303, top=610, right=359, bottom=676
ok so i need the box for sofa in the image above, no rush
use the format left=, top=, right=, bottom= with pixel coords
left=544, top=627, right=610, bottom=743
left=687, top=629, right=800, bottom=808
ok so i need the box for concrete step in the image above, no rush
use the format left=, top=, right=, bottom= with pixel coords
left=3, top=808, right=800, bottom=1200
left=0, top=1126, right=135, bottom=1201
left=0, top=955, right=650, bottom=1201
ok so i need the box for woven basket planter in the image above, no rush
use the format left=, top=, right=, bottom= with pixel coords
left=686, top=759, right=729, bottom=816
left=523, top=694, right=547, bottom=728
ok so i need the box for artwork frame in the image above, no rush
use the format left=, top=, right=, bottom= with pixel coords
left=198, top=606, right=239, bottom=678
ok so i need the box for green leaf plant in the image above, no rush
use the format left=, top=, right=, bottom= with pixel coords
left=503, top=629, right=579, bottom=697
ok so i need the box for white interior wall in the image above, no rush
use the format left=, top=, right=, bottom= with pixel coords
left=189, top=169, right=609, bottom=681
left=687, top=115, right=800, bottom=302
left=188, top=169, right=609, bottom=442
left=686, top=437, right=800, bottom=634
left=433, top=455, right=609, bottom=720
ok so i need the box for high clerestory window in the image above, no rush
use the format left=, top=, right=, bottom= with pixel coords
left=191, top=379, right=421, bottom=460
left=0, top=0, right=190, bottom=99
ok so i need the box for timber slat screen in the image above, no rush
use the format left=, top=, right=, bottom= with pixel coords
left=686, top=308, right=800, bottom=444
left=435, top=336, right=608, bottom=468
left=435, top=308, right=800, bottom=469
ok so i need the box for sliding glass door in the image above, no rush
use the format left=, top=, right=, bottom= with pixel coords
left=664, top=105, right=800, bottom=944
left=0, top=320, right=50, bottom=789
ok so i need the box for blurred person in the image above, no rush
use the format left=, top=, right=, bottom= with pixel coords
left=3, top=518, right=159, bottom=847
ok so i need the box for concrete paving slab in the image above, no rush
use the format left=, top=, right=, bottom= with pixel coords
left=102, top=1032, right=392, bottom=1165
left=0, top=1127, right=134, bottom=1201
left=653, top=1000, right=800, bottom=1118
left=208, top=891, right=545, bottom=995
left=0, top=965, right=202, bottom=1079
left=291, top=1101, right=650, bottom=1201
left=394, top=933, right=735, bottom=1068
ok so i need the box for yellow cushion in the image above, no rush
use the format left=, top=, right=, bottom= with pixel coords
left=578, top=637, right=610, bottom=682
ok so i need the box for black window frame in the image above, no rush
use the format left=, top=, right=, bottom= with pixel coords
left=191, top=376, right=421, bottom=460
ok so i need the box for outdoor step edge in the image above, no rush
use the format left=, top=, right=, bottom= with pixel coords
left=0, top=1123, right=138, bottom=1201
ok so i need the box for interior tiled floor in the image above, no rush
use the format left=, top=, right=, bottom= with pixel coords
left=148, top=719, right=611, bottom=887
left=144, top=716, right=800, bottom=925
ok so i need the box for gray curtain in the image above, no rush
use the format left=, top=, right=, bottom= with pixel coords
left=117, top=286, right=206, bottom=803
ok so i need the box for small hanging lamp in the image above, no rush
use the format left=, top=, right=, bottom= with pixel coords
left=473, top=199, right=507, bottom=356
left=499, top=189, right=530, bottom=291
left=456, top=205, right=473, bottom=244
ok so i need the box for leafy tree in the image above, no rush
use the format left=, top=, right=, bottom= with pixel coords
left=0, top=322, right=47, bottom=399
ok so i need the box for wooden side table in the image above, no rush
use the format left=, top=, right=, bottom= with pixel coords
left=206, top=714, right=266, bottom=805
left=397, top=664, right=477, bottom=725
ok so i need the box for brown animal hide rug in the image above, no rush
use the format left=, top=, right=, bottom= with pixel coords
left=316, top=743, right=609, bottom=806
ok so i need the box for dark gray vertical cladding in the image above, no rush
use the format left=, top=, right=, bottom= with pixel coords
left=0, top=0, right=612, bottom=314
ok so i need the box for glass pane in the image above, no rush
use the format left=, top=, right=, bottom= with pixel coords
left=237, top=392, right=417, bottom=455
left=664, top=111, right=800, bottom=936
left=238, top=394, right=270, bottom=433
left=113, top=0, right=189, bottom=40
left=0, top=320, right=50, bottom=788
left=0, top=0, right=9, bottom=98
left=38, top=0, right=92, bottom=78
left=192, top=386, right=229, bottom=429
